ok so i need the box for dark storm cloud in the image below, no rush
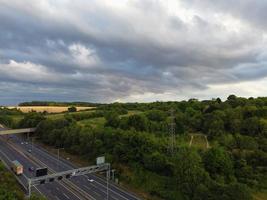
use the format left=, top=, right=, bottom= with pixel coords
left=0, top=0, right=267, bottom=104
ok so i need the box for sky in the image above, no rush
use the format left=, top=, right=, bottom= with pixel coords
left=0, top=0, right=267, bottom=105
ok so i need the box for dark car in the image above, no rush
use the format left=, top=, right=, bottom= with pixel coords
left=28, top=166, right=35, bottom=172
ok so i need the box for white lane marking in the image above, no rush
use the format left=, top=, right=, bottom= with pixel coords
left=0, top=147, right=29, bottom=185
left=33, top=186, right=44, bottom=196
left=16, top=136, right=140, bottom=199
left=5, top=140, right=83, bottom=200
left=89, top=175, right=132, bottom=200
left=84, top=185, right=102, bottom=198
left=63, top=193, right=70, bottom=199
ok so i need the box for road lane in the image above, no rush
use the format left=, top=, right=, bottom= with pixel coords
left=0, top=124, right=142, bottom=200
left=0, top=136, right=82, bottom=200
left=12, top=135, right=141, bottom=200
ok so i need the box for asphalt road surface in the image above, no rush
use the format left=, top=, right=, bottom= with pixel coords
left=0, top=136, right=82, bottom=200
left=0, top=130, right=141, bottom=200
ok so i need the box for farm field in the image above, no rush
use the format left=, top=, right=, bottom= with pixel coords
left=6, top=106, right=95, bottom=113
left=46, top=110, right=95, bottom=120
left=77, top=110, right=143, bottom=128
left=78, top=117, right=106, bottom=128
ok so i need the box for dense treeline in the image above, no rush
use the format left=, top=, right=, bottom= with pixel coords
left=0, top=108, right=23, bottom=127
left=18, top=101, right=102, bottom=107
left=14, top=95, right=267, bottom=200
left=0, top=108, right=22, bottom=115
left=104, top=103, right=267, bottom=139
left=69, top=110, right=104, bottom=121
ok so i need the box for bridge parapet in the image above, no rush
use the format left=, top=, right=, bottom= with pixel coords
left=0, top=128, right=36, bottom=135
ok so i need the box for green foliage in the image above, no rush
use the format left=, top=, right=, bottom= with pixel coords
left=236, top=135, right=258, bottom=150
left=0, top=108, right=22, bottom=115
left=127, top=114, right=148, bottom=131
left=221, top=183, right=252, bottom=200
left=143, top=151, right=172, bottom=175
left=203, top=112, right=225, bottom=138
left=68, top=106, right=77, bottom=112
left=0, top=115, right=13, bottom=127
left=0, top=162, right=46, bottom=200
left=67, top=110, right=104, bottom=121
left=203, top=147, right=234, bottom=182
left=29, top=194, right=47, bottom=200
left=241, top=117, right=260, bottom=136
left=104, top=112, right=120, bottom=128
left=25, top=95, right=267, bottom=200
left=174, top=147, right=209, bottom=199
left=145, top=110, right=167, bottom=122
left=19, top=112, right=45, bottom=128
left=0, top=188, right=17, bottom=200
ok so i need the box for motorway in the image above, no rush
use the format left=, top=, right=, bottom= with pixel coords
left=0, top=128, right=141, bottom=200
left=0, top=135, right=82, bottom=200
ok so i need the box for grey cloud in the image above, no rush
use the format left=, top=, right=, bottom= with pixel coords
left=181, top=0, right=267, bottom=30
left=0, top=0, right=267, bottom=104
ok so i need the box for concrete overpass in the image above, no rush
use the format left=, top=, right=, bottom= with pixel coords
left=0, top=126, right=36, bottom=135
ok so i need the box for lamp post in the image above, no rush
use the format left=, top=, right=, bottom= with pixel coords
left=106, top=163, right=110, bottom=200
left=55, top=147, right=64, bottom=170
left=31, top=137, right=36, bottom=151
left=111, top=169, right=115, bottom=181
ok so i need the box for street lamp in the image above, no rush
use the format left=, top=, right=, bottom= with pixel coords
left=106, top=163, right=110, bottom=200
left=31, top=137, right=36, bottom=151
left=56, top=147, right=64, bottom=170
left=111, top=169, right=116, bottom=181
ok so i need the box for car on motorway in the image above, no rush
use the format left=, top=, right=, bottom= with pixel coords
left=88, top=178, right=94, bottom=183
left=28, top=149, right=32, bottom=153
left=28, top=166, right=35, bottom=172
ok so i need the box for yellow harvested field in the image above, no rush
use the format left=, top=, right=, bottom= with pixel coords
left=6, top=106, right=95, bottom=113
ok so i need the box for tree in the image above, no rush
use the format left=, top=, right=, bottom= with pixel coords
left=223, top=183, right=252, bottom=200
left=174, top=148, right=209, bottom=199
left=127, top=114, right=148, bottom=131
left=227, top=95, right=246, bottom=108
left=236, top=135, right=258, bottom=150
left=259, top=119, right=267, bottom=137
left=203, top=112, right=225, bottom=138
left=175, top=111, right=185, bottom=134
left=145, top=110, right=167, bottom=122
left=143, top=151, right=171, bottom=175
left=241, top=117, right=260, bottom=136
left=0, top=116, right=13, bottom=128
left=0, top=188, right=16, bottom=200
left=19, top=112, right=45, bottom=128
left=203, top=147, right=233, bottom=181
left=68, top=106, right=77, bottom=112
left=104, top=112, right=120, bottom=128
left=224, top=108, right=242, bottom=134
left=242, top=106, right=257, bottom=119
left=184, top=107, right=203, bottom=131
left=227, top=95, right=237, bottom=101
left=29, top=193, right=47, bottom=200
